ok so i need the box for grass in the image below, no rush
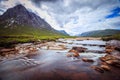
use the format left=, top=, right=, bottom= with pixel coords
left=102, top=34, right=120, bottom=41
left=0, top=25, right=71, bottom=47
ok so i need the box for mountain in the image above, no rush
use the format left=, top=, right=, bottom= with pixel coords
left=0, top=4, right=67, bottom=39
left=58, top=30, right=69, bottom=36
left=78, top=29, right=120, bottom=37
left=0, top=4, right=53, bottom=29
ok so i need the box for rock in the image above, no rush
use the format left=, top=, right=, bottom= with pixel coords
left=106, top=40, right=120, bottom=49
left=105, top=49, right=113, bottom=54
left=66, top=53, right=72, bottom=57
left=40, top=42, right=67, bottom=50
left=82, top=58, right=94, bottom=62
left=100, top=65, right=111, bottom=71
left=105, top=45, right=115, bottom=54
left=69, top=47, right=87, bottom=53
left=73, top=52, right=79, bottom=57
left=100, top=55, right=120, bottom=68
left=106, top=60, right=120, bottom=68
left=69, top=49, right=77, bottom=53
left=91, top=66, right=104, bottom=73
left=66, top=52, right=79, bottom=57
left=0, top=48, right=15, bottom=52
left=106, top=40, right=120, bottom=53
left=0, top=48, right=18, bottom=56
left=58, top=44, right=67, bottom=49
left=100, top=55, right=117, bottom=62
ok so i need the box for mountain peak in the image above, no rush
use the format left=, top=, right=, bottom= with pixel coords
left=13, top=4, right=26, bottom=11
left=0, top=4, right=54, bottom=29
left=0, top=4, right=28, bottom=21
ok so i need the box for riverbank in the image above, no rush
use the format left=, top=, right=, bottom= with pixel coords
left=0, top=38, right=120, bottom=80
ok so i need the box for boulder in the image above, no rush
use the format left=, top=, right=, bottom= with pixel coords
left=82, top=58, right=94, bottom=62
left=66, top=52, right=79, bottom=57
left=105, top=49, right=113, bottom=54
left=100, top=65, right=111, bottom=71
left=106, top=40, right=120, bottom=52
left=91, top=66, right=104, bottom=73
left=100, top=55, right=120, bottom=68
left=73, top=52, right=79, bottom=57
left=69, top=47, right=87, bottom=53
left=100, top=55, right=117, bottom=62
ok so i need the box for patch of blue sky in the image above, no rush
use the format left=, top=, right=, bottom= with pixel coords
left=106, top=7, right=120, bottom=18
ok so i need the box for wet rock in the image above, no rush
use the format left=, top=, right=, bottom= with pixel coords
left=73, top=52, right=79, bottom=57
left=82, top=58, right=94, bottom=62
left=15, top=43, right=39, bottom=54
left=0, top=48, right=15, bottom=52
left=66, top=52, right=79, bottom=57
left=69, top=49, right=78, bottom=53
left=106, top=45, right=115, bottom=50
left=106, top=40, right=120, bottom=53
left=100, top=65, right=111, bottom=71
left=106, top=40, right=120, bottom=48
left=66, top=53, right=72, bottom=57
left=91, top=66, right=104, bottom=73
left=40, top=42, right=67, bottom=50
left=100, top=55, right=117, bottom=62
left=69, top=47, right=87, bottom=53
left=105, top=45, right=115, bottom=54
left=100, top=55, right=120, bottom=68
left=0, top=48, right=18, bottom=56
left=85, top=50, right=105, bottom=53
left=106, top=60, right=120, bottom=68
left=105, top=49, right=113, bottom=54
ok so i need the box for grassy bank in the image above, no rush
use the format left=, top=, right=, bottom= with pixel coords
left=102, top=34, right=120, bottom=41
left=0, top=25, right=71, bottom=47
left=0, top=35, right=71, bottom=47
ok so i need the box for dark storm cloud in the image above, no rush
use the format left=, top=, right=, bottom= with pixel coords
left=0, top=0, right=8, bottom=2
left=31, top=0, right=57, bottom=2
left=31, top=0, right=57, bottom=6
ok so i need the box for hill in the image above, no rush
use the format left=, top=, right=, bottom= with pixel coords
left=78, top=29, right=120, bottom=37
left=0, top=4, right=68, bottom=44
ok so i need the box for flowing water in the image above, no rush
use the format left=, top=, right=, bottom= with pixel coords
left=0, top=39, right=120, bottom=80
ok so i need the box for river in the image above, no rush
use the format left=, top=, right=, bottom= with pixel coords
left=0, top=39, right=120, bottom=80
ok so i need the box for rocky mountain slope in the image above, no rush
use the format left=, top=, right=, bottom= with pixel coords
left=0, top=4, right=66, bottom=37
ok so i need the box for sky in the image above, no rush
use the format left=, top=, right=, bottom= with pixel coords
left=0, top=0, right=120, bottom=35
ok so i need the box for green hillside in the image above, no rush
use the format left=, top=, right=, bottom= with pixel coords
left=0, top=25, right=68, bottom=44
left=102, top=33, right=120, bottom=41
left=0, top=4, right=70, bottom=46
left=80, top=29, right=120, bottom=37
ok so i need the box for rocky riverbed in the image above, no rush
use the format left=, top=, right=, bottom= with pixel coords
left=0, top=38, right=120, bottom=80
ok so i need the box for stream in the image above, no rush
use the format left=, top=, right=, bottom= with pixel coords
left=0, top=39, right=120, bottom=80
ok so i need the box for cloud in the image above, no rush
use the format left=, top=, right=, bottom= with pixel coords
left=0, top=0, right=120, bottom=35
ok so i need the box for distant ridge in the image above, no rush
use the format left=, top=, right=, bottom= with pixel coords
left=78, top=29, right=120, bottom=37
